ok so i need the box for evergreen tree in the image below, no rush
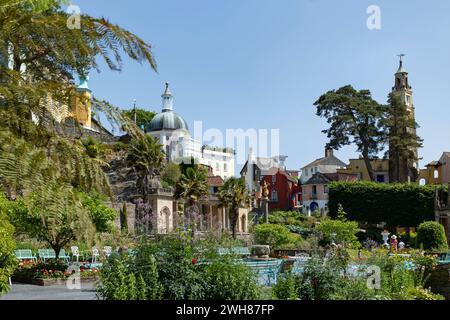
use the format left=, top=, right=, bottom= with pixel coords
left=314, top=85, right=386, bottom=181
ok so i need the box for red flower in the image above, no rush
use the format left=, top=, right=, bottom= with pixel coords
left=192, top=258, right=198, bottom=265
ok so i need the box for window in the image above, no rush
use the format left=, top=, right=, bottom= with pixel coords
left=376, top=175, right=385, bottom=183
left=224, top=163, right=227, bottom=172
left=216, top=163, right=219, bottom=171
left=324, top=185, right=329, bottom=194
left=272, top=175, right=277, bottom=184
left=271, top=190, right=278, bottom=202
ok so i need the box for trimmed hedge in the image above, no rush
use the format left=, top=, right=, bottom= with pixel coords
left=416, top=221, right=448, bottom=253
left=329, top=182, right=448, bottom=227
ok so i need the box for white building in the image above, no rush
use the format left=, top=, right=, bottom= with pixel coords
left=300, top=148, right=347, bottom=184
left=147, top=83, right=235, bottom=180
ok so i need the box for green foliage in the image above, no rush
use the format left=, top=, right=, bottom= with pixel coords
left=297, top=257, right=342, bottom=300
left=218, top=177, right=250, bottom=239
left=126, top=135, right=165, bottom=202
left=97, top=233, right=262, bottom=300
left=13, top=182, right=95, bottom=258
left=253, top=224, right=302, bottom=250
left=96, top=256, right=149, bottom=300
left=272, top=273, right=300, bottom=300
left=329, top=181, right=439, bottom=227
left=122, top=108, right=156, bottom=130
left=202, top=255, right=261, bottom=300
left=0, top=204, right=16, bottom=295
left=314, top=85, right=386, bottom=181
left=268, top=211, right=307, bottom=226
left=78, top=191, right=117, bottom=233
left=316, top=218, right=360, bottom=248
left=416, top=221, right=448, bottom=253
left=160, top=162, right=182, bottom=188
left=81, top=137, right=103, bottom=159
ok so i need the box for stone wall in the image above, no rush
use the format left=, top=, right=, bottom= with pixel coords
left=429, top=263, right=450, bottom=300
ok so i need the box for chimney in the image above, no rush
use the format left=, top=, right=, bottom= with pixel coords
left=325, top=148, right=334, bottom=158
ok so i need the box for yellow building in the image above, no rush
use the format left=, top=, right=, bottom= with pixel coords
left=419, top=161, right=442, bottom=185
left=337, top=158, right=390, bottom=183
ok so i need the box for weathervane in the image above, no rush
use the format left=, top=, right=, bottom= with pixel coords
left=397, top=53, right=405, bottom=64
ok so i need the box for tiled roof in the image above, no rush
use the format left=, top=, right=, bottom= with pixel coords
left=207, top=176, right=224, bottom=187
left=301, top=155, right=347, bottom=170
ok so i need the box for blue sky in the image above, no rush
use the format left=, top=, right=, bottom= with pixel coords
left=75, top=0, right=450, bottom=173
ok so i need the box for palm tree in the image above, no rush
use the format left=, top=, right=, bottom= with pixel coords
left=174, top=166, right=209, bottom=231
left=218, top=177, right=250, bottom=239
left=126, top=135, right=165, bottom=202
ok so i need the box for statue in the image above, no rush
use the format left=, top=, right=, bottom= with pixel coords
left=262, top=181, right=270, bottom=200
left=390, top=235, right=398, bottom=253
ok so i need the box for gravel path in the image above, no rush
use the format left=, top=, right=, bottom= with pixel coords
left=0, top=282, right=97, bottom=300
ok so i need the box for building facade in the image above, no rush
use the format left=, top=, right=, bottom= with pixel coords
left=300, top=148, right=347, bottom=184
left=260, top=169, right=302, bottom=212
left=302, top=172, right=358, bottom=215
left=337, top=158, right=390, bottom=183
left=147, top=83, right=235, bottom=180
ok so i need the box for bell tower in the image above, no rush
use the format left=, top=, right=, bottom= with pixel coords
left=390, top=55, right=419, bottom=182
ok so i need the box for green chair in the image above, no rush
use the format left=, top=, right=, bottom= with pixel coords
left=38, top=249, right=56, bottom=262
left=14, top=249, right=37, bottom=262
left=58, top=249, right=71, bottom=263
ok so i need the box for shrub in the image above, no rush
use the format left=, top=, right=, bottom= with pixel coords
left=0, top=206, right=16, bottom=295
left=297, top=257, right=342, bottom=300
left=253, top=224, right=302, bottom=249
left=329, top=181, right=443, bottom=227
left=269, top=211, right=306, bottom=226
left=202, top=255, right=261, bottom=300
left=96, top=256, right=148, bottom=300
left=97, top=233, right=262, bottom=300
left=316, top=219, right=360, bottom=248
left=78, top=191, right=117, bottom=233
left=272, top=273, right=300, bottom=300
left=416, top=221, right=448, bottom=253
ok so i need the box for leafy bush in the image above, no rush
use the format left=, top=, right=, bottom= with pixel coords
left=416, top=221, right=448, bottom=253
left=269, top=211, right=306, bottom=226
left=316, top=219, right=360, bottom=248
left=78, top=191, right=117, bottom=233
left=97, top=233, right=262, bottom=300
left=96, top=256, right=149, bottom=300
left=329, top=181, right=443, bottom=227
left=272, top=273, right=300, bottom=300
left=202, top=255, right=261, bottom=300
left=296, top=257, right=342, bottom=300
left=253, top=224, right=302, bottom=250
left=0, top=205, right=16, bottom=295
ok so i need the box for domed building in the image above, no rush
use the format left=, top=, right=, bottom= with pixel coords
left=147, top=83, right=235, bottom=180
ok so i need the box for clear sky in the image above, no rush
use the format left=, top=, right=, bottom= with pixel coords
left=74, top=0, right=450, bottom=174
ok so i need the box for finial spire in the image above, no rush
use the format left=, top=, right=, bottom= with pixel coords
left=396, top=54, right=407, bottom=74
left=161, top=82, right=173, bottom=111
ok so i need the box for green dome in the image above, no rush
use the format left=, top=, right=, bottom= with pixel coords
left=147, top=110, right=189, bottom=132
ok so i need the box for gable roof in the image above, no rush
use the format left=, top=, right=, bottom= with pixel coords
left=303, top=172, right=357, bottom=185
left=207, top=175, right=224, bottom=187
left=301, top=155, right=347, bottom=170
left=303, top=172, right=333, bottom=185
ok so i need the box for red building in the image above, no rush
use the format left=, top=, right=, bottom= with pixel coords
left=260, top=168, right=302, bottom=211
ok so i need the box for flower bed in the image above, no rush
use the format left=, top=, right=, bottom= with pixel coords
left=13, top=260, right=99, bottom=286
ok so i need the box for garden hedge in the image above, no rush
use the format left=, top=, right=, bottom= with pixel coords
left=328, top=181, right=448, bottom=227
